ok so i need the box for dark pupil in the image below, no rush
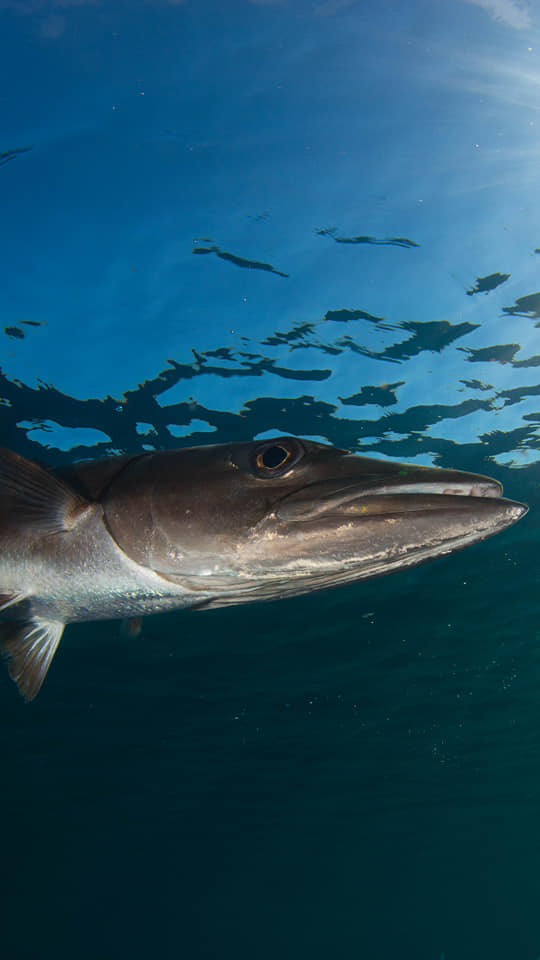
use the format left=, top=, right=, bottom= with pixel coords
left=262, top=445, right=288, bottom=469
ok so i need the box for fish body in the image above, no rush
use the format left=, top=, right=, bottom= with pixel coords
left=0, top=437, right=527, bottom=699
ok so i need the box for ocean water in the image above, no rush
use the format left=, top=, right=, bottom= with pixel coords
left=2, top=1, right=540, bottom=957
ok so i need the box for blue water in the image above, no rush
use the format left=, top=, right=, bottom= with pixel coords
left=2, top=1, right=540, bottom=957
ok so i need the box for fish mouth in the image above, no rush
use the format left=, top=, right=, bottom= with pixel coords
left=214, top=455, right=527, bottom=607
left=276, top=462, right=527, bottom=525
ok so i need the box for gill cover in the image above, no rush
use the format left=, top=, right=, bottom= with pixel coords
left=101, top=438, right=312, bottom=575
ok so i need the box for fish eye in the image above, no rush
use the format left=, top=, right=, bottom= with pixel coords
left=260, top=445, right=288, bottom=469
left=251, top=439, right=304, bottom=478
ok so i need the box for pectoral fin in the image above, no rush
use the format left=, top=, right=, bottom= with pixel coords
left=0, top=447, right=91, bottom=534
left=0, top=618, right=65, bottom=700
left=0, top=591, right=27, bottom=613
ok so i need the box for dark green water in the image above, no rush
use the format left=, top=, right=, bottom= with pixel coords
left=1, top=485, right=537, bottom=959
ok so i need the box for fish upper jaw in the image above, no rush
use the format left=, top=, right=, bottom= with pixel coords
left=274, top=461, right=524, bottom=523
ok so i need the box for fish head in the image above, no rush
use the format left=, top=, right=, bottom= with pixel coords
left=102, top=437, right=527, bottom=601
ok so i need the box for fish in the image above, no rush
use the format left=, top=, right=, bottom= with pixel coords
left=0, top=437, right=527, bottom=700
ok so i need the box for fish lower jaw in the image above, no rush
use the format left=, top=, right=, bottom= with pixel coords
left=238, top=519, right=519, bottom=587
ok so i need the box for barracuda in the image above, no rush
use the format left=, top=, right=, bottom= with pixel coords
left=0, top=437, right=527, bottom=700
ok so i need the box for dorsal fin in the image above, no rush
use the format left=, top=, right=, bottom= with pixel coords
left=0, top=618, right=64, bottom=700
left=0, top=447, right=90, bottom=534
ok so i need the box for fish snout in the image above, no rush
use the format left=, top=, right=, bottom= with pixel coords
left=275, top=460, right=526, bottom=526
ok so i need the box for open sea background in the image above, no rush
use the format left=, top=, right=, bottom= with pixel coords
left=2, top=0, right=540, bottom=957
